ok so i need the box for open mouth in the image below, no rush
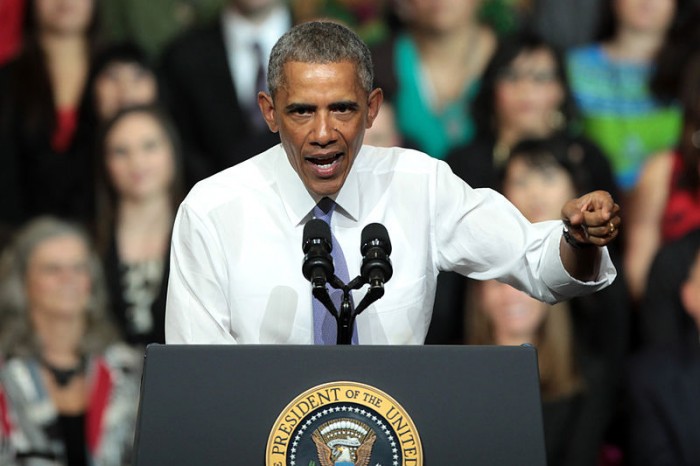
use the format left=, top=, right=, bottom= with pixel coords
left=305, top=152, right=344, bottom=176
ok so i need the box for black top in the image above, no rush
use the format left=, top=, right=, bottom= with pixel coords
left=542, top=357, right=617, bottom=466
left=0, top=59, right=95, bottom=228
left=58, top=413, right=88, bottom=466
left=104, top=232, right=169, bottom=345
left=640, top=228, right=700, bottom=348
left=627, top=342, right=700, bottom=466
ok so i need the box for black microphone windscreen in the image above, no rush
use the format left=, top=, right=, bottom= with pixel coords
left=361, top=223, right=392, bottom=254
left=303, top=218, right=331, bottom=245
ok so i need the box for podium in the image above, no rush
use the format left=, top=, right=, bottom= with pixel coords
left=133, top=344, right=547, bottom=465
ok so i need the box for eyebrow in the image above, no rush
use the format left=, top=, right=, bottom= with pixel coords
left=285, top=103, right=316, bottom=113
left=284, top=101, right=360, bottom=113
left=329, top=101, right=359, bottom=111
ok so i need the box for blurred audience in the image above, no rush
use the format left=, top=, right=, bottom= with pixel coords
left=649, top=2, right=700, bottom=104
left=624, top=50, right=700, bottom=302
left=372, top=0, right=496, bottom=160
left=627, top=247, right=700, bottom=466
left=447, top=31, right=618, bottom=200
left=0, top=0, right=100, bottom=230
left=0, top=0, right=26, bottom=65
left=0, top=217, right=141, bottom=465
left=290, top=0, right=391, bottom=46
left=639, top=229, right=700, bottom=348
left=566, top=0, right=689, bottom=192
left=99, top=0, right=226, bottom=59
left=529, top=0, right=605, bottom=50
left=94, top=105, right=184, bottom=346
left=466, top=279, right=611, bottom=466
left=362, top=101, right=404, bottom=148
left=159, top=0, right=291, bottom=188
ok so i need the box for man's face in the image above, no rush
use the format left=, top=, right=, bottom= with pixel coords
left=259, top=61, right=382, bottom=197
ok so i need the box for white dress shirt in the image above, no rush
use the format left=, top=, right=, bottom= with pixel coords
left=165, top=145, right=616, bottom=344
left=221, top=5, right=291, bottom=106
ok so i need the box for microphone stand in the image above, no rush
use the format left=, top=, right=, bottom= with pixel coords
left=314, top=275, right=387, bottom=345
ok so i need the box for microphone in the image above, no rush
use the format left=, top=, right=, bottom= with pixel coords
left=302, top=219, right=334, bottom=286
left=360, top=223, right=393, bottom=288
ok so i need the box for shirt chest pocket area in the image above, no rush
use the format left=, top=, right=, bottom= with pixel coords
left=357, top=275, right=428, bottom=344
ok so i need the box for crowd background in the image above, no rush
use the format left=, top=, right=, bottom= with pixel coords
left=0, top=0, right=699, bottom=464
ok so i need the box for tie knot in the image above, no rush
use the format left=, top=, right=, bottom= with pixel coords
left=313, top=197, right=336, bottom=224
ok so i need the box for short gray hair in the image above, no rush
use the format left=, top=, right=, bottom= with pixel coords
left=0, top=217, right=118, bottom=358
left=268, top=21, right=374, bottom=96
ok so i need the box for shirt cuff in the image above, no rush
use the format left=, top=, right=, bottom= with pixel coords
left=540, top=225, right=618, bottom=299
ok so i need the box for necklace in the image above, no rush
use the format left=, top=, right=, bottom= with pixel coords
left=41, top=357, right=86, bottom=388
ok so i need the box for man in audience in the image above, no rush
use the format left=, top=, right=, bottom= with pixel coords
left=160, top=0, right=292, bottom=187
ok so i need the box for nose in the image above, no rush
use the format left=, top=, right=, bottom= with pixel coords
left=311, top=112, right=337, bottom=148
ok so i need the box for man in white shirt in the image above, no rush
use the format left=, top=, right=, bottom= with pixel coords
left=165, top=21, right=620, bottom=345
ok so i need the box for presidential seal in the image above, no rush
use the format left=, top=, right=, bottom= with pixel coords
left=266, top=381, right=423, bottom=466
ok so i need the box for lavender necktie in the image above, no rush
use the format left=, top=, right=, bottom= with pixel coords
left=312, top=198, right=357, bottom=344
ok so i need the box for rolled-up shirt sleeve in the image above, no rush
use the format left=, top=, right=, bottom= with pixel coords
left=433, top=160, right=616, bottom=304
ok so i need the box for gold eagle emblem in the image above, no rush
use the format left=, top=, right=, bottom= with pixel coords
left=311, top=418, right=377, bottom=466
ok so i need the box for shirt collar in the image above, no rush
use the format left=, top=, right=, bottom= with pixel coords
left=273, top=146, right=363, bottom=226
left=221, top=5, right=291, bottom=53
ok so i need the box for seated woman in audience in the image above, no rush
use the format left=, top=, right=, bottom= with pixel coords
left=466, top=279, right=611, bottom=466
left=0, top=217, right=141, bottom=466
left=85, top=41, right=159, bottom=124
left=625, top=51, right=700, bottom=302
left=0, top=0, right=100, bottom=227
left=566, top=0, right=690, bottom=192
left=94, top=105, right=184, bottom=345
left=446, top=30, right=618, bottom=199
left=372, top=0, right=496, bottom=159
left=627, top=247, right=700, bottom=466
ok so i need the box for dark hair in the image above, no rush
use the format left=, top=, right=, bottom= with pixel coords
left=80, top=41, right=158, bottom=124
left=11, top=0, right=100, bottom=138
left=676, top=52, right=700, bottom=192
left=470, top=30, right=576, bottom=139
left=268, top=21, right=374, bottom=96
left=596, top=0, right=692, bottom=42
left=501, top=136, right=592, bottom=196
left=94, top=105, right=185, bottom=254
left=650, top=3, right=700, bottom=102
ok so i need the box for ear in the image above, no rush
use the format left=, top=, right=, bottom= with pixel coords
left=257, top=92, right=279, bottom=133
left=365, top=88, right=384, bottom=129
